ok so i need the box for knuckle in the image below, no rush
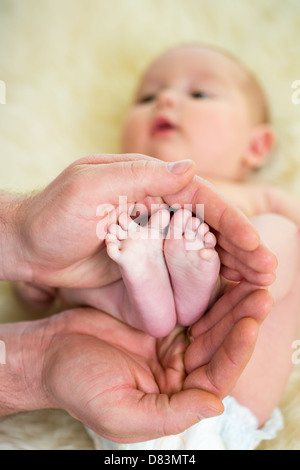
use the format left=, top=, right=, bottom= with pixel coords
left=129, top=158, right=150, bottom=182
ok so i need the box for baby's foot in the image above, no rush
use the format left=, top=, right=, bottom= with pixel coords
left=164, top=209, right=221, bottom=326
left=105, top=208, right=176, bottom=337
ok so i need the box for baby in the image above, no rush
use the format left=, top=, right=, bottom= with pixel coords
left=60, top=44, right=300, bottom=340
left=60, top=204, right=221, bottom=338
left=16, top=44, right=300, bottom=449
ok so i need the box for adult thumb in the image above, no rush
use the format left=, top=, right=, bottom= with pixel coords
left=99, top=388, right=223, bottom=443
left=73, top=154, right=196, bottom=205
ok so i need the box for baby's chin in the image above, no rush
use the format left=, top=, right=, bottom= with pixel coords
left=121, top=141, right=199, bottom=167
left=144, top=148, right=190, bottom=165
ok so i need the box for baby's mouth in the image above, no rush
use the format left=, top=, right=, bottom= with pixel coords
left=151, top=116, right=178, bottom=137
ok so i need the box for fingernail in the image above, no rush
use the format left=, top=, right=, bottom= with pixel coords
left=198, top=407, right=223, bottom=420
left=167, top=160, right=193, bottom=174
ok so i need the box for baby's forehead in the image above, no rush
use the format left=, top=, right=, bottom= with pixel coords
left=139, top=45, right=248, bottom=88
left=138, top=45, right=268, bottom=123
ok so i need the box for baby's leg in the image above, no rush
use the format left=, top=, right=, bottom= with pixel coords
left=164, top=209, right=221, bottom=326
left=62, top=209, right=176, bottom=338
left=231, top=214, right=300, bottom=427
left=105, top=209, right=176, bottom=337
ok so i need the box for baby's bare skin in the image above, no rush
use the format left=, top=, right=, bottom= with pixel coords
left=59, top=207, right=220, bottom=338
left=12, top=42, right=299, bottom=434
left=164, top=209, right=220, bottom=326
left=105, top=208, right=176, bottom=337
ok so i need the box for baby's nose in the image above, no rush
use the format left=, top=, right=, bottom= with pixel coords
left=156, top=88, right=180, bottom=109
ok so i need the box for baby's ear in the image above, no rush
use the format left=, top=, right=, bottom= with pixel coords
left=244, top=124, right=275, bottom=170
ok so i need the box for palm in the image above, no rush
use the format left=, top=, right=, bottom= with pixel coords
left=46, top=312, right=189, bottom=427
left=44, top=283, right=272, bottom=442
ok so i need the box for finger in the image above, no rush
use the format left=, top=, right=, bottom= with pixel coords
left=217, top=234, right=278, bottom=274
left=185, top=288, right=273, bottom=373
left=73, top=153, right=158, bottom=166
left=219, top=266, right=244, bottom=282
left=217, top=245, right=277, bottom=285
left=191, top=282, right=272, bottom=337
left=184, top=318, right=259, bottom=400
left=73, top=154, right=196, bottom=204
left=164, top=175, right=260, bottom=252
left=96, top=388, right=224, bottom=443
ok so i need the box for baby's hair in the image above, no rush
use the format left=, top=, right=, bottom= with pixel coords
left=215, top=46, right=271, bottom=124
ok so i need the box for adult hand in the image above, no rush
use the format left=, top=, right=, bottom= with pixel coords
left=1, top=154, right=195, bottom=287
left=1, top=153, right=277, bottom=289
left=164, top=176, right=278, bottom=286
left=184, top=281, right=273, bottom=392
left=0, top=283, right=272, bottom=443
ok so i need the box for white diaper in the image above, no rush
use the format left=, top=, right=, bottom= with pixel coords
left=87, top=396, right=283, bottom=451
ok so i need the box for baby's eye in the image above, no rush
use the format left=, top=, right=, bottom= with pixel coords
left=190, top=91, right=211, bottom=99
left=138, top=94, right=156, bottom=104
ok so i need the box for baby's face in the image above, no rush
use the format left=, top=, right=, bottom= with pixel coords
left=121, top=46, right=258, bottom=180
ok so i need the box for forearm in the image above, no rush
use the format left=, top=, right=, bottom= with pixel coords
left=0, top=192, right=32, bottom=282
left=0, top=323, right=30, bottom=416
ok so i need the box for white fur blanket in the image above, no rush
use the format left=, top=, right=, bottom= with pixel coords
left=0, top=0, right=300, bottom=450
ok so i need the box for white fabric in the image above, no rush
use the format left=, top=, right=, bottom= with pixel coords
left=87, top=396, right=284, bottom=451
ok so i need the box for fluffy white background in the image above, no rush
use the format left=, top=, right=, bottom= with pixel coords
left=0, top=0, right=300, bottom=450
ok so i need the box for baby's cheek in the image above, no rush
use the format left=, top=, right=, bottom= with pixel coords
left=121, top=115, right=147, bottom=153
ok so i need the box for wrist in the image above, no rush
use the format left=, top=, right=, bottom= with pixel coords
left=0, top=192, right=33, bottom=282
left=0, top=315, right=66, bottom=416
